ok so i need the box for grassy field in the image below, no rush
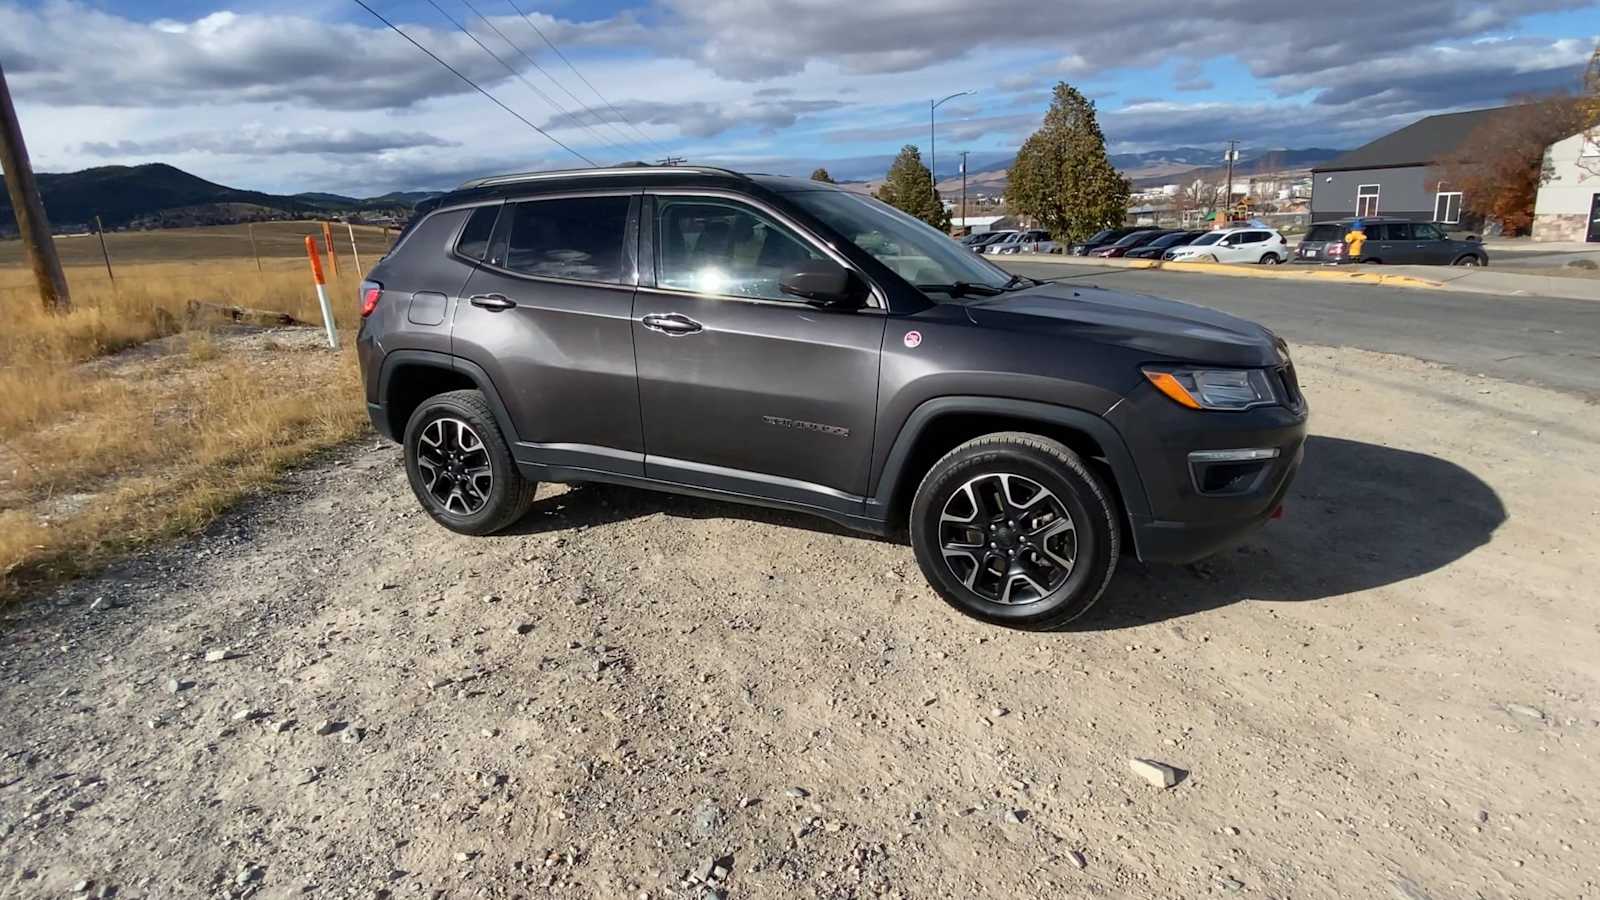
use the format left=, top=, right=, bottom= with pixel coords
left=0, top=221, right=391, bottom=601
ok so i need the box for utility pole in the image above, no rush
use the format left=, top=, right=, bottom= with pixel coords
left=1223, top=139, right=1239, bottom=226
left=959, top=151, right=969, bottom=233
left=0, top=59, right=70, bottom=311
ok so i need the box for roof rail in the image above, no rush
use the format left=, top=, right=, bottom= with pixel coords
left=456, top=165, right=749, bottom=190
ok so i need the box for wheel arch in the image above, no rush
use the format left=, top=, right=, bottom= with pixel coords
left=378, top=350, right=521, bottom=445
left=868, top=397, right=1152, bottom=552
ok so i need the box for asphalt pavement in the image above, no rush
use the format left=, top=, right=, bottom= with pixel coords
left=998, top=260, right=1600, bottom=398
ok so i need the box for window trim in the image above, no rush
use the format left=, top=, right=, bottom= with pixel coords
left=470, top=188, right=642, bottom=291
left=1434, top=190, right=1463, bottom=225
left=644, top=187, right=885, bottom=310
left=1356, top=183, right=1381, bottom=217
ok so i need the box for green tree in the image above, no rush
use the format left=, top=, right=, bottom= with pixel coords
left=809, top=167, right=836, bottom=183
left=875, top=145, right=950, bottom=230
left=1008, top=82, right=1130, bottom=242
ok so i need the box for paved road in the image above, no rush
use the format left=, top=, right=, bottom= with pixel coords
left=999, top=260, right=1600, bottom=398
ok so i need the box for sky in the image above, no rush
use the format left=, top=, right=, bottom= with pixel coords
left=3, top=0, right=1598, bottom=196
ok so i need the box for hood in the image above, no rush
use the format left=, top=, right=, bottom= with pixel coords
left=964, top=283, right=1282, bottom=367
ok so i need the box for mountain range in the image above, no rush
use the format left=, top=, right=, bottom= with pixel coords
left=3, top=147, right=1344, bottom=235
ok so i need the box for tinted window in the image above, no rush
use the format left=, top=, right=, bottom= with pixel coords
left=1305, top=224, right=1344, bottom=242
left=497, top=196, right=630, bottom=283
left=455, top=205, right=500, bottom=260
left=1148, top=232, right=1188, bottom=248
left=657, top=197, right=823, bottom=301
left=1240, top=231, right=1269, bottom=244
left=1086, top=229, right=1115, bottom=243
left=1414, top=223, right=1445, bottom=240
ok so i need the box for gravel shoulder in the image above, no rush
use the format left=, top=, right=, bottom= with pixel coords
left=2, top=343, right=1597, bottom=900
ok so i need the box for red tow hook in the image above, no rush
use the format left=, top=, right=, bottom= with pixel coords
left=1270, top=504, right=1285, bottom=520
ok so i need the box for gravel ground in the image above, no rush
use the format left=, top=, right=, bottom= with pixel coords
left=2, top=342, right=1597, bottom=900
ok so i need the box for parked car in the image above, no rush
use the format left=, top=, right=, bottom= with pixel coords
left=1295, top=218, right=1488, bottom=266
left=967, top=230, right=1016, bottom=253
left=1124, top=230, right=1208, bottom=260
left=987, top=229, right=1052, bottom=255
left=1090, top=229, right=1180, bottom=258
left=358, top=165, right=1306, bottom=630
left=1165, top=227, right=1289, bottom=265
left=1071, top=226, right=1158, bottom=256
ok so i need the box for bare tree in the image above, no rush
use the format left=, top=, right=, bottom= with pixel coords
left=1178, top=178, right=1223, bottom=224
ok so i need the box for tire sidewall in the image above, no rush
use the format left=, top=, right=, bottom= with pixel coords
left=402, top=393, right=524, bottom=534
left=910, top=441, right=1116, bottom=628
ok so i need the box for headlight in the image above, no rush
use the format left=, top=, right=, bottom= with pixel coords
left=1142, top=366, right=1278, bottom=410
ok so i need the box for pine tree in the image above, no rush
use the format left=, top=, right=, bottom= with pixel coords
left=809, top=167, right=836, bottom=183
left=875, top=145, right=950, bottom=231
left=1008, top=83, right=1130, bottom=242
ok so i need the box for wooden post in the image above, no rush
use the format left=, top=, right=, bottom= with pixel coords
left=346, top=221, right=363, bottom=276
left=0, top=60, right=70, bottom=311
left=247, top=223, right=262, bottom=271
left=94, top=215, right=114, bottom=284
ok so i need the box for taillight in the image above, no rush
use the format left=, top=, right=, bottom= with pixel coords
left=1326, top=242, right=1344, bottom=257
left=360, top=281, right=382, bottom=317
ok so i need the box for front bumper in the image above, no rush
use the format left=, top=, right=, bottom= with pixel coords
left=1107, top=382, right=1308, bottom=564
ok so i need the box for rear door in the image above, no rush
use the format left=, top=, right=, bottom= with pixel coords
left=632, top=191, right=886, bottom=510
left=1365, top=223, right=1403, bottom=262
left=452, top=191, right=646, bottom=473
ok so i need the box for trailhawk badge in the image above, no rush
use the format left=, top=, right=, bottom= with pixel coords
left=903, top=330, right=923, bottom=348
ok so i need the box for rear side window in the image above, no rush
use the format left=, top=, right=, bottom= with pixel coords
left=493, top=196, right=631, bottom=283
left=455, top=205, right=500, bottom=260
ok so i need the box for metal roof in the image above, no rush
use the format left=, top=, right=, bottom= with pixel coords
left=1313, top=106, right=1517, bottom=173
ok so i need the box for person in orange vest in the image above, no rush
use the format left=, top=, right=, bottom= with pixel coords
left=1344, top=219, right=1368, bottom=260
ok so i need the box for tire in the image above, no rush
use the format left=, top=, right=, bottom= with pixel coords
left=402, top=389, right=537, bottom=535
left=909, top=432, right=1120, bottom=630
left=1258, top=253, right=1283, bottom=265
left=1452, top=255, right=1481, bottom=267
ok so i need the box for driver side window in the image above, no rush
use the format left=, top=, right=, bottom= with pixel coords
left=655, top=198, right=822, bottom=301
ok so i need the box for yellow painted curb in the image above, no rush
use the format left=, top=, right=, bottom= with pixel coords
left=1161, top=260, right=1446, bottom=290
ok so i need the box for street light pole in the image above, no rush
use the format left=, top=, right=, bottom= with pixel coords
left=960, top=150, right=969, bottom=232
left=930, top=90, right=975, bottom=193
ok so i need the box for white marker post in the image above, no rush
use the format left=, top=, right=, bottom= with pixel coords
left=305, top=235, right=338, bottom=349
left=346, top=221, right=363, bottom=276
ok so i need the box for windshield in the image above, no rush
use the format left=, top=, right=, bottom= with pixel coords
left=1085, top=229, right=1115, bottom=243
left=1188, top=231, right=1223, bottom=246
left=791, top=190, right=1013, bottom=293
left=1150, top=232, right=1189, bottom=248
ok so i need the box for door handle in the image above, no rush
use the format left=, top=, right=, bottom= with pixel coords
left=469, top=293, right=516, bottom=311
left=641, top=313, right=703, bottom=336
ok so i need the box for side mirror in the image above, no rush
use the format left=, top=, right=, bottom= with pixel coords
left=780, top=259, right=862, bottom=308
left=1464, top=234, right=1480, bottom=243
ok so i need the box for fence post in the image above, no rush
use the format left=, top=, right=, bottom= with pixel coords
left=321, top=222, right=339, bottom=278
left=346, top=221, right=363, bottom=276
left=94, top=215, right=114, bottom=284
left=248, top=223, right=262, bottom=272
left=305, top=236, right=338, bottom=349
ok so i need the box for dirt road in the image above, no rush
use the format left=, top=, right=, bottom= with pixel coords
left=2, top=343, right=1597, bottom=900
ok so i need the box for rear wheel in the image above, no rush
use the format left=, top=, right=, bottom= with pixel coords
left=1258, top=253, right=1283, bottom=265
left=1452, top=254, right=1482, bottom=267
left=403, top=390, right=536, bottom=535
left=909, top=433, right=1119, bottom=630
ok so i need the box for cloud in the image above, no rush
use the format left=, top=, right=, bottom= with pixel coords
left=81, top=128, right=458, bottom=157
left=824, top=113, right=1037, bottom=145
left=0, top=0, right=643, bottom=111
left=545, top=98, right=844, bottom=139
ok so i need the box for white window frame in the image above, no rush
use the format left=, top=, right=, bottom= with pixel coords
left=1434, top=191, right=1463, bottom=224
left=1356, top=184, right=1380, bottom=218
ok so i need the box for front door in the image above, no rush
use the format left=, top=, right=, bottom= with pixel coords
left=1589, top=194, right=1600, bottom=243
left=632, top=193, right=886, bottom=511
left=453, top=192, right=646, bottom=473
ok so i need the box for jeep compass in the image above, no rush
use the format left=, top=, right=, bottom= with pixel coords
left=357, top=166, right=1306, bottom=629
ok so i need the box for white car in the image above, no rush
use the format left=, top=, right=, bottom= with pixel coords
left=1163, top=227, right=1289, bottom=265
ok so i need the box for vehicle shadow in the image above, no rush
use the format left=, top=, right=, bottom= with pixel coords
left=502, top=436, right=1505, bottom=629
left=1069, top=435, right=1506, bottom=630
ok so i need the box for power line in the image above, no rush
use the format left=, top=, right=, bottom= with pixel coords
left=350, top=0, right=595, bottom=166
left=505, top=0, right=668, bottom=156
left=457, top=0, right=649, bottom=159
left=421, top=0, right=630, bottom=160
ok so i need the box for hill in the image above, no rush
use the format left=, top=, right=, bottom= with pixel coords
left=0, top=164, right=432, bottom=235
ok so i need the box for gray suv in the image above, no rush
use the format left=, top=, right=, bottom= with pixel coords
left=358, top=166, right=1306, bottom=629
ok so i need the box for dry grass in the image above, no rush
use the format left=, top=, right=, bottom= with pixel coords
left=0, top=225, right=386, bottom=601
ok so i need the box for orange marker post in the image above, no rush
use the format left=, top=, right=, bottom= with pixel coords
left=305, top=235, right=338, bottom=348
left=321, top=222, right=339, bottom=277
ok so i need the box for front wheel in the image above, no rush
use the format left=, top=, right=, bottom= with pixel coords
left=403, top=389, right=537, bottom=535
left=1452, top=255, right=1482, bottom=267
left=909, top=433, right=1120, bottom=630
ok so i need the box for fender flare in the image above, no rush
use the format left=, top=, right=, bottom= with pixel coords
left=866, top=396, right=1153, bottom=524
left=378, top=350, right=521, bottom=444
